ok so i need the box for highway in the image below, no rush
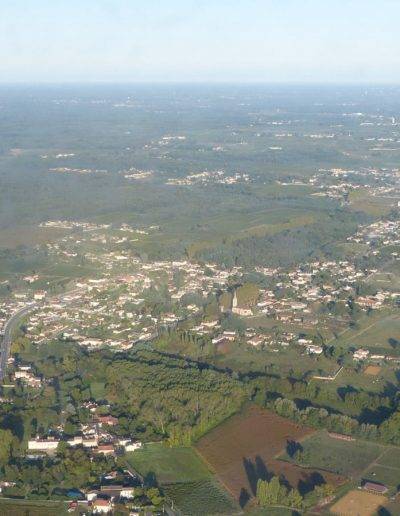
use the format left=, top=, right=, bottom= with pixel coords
left=0, top=303, right=37, bottom=381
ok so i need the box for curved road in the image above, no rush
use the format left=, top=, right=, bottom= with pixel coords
left=0, top=303, right=37, bottom=381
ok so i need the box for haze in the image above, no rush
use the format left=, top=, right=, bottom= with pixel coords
left=1, top=0, right=400, bottom=83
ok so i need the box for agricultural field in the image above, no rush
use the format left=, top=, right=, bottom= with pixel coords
left=126, top=443, right=239, bottom=514
left=330, top=489, right=388, bottom=516
left=0, top=499, right=68, bottom=515
left=126, top=443, right=211, bottom=484
left=163, top=480, right=240, bottom=515
left=363, top=447, right=400, bottom=491
left=312, top=365, right=398, bottom=406
left=333, top=309, right=400, bottom=354
left=364, top=365, right=381, bottom=376
left=212, top=340, right=338, bottom=378
left=279, top=431, right=385, bottom=477
left=195, top=405, right=344, bottom=507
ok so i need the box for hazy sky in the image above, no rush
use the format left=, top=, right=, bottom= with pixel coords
left=1, top=0, right=400, bottom=83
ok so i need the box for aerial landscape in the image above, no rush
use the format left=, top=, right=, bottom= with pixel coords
left=1, top=1, right=400, bottom=515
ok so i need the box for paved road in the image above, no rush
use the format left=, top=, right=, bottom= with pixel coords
left=0, top=303, right=37, bottom=381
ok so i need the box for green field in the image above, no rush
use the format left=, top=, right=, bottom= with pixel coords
left=247, top=509, right=296, bottom=516
left=363, top=464, right=400, bottom=489
left=333, top=309, right=400, bottom=354
left=362, top=447, right=400, bottom=490
left=126, top=443, right=239, bottom=514
left=163, top=480, right=240, bottom=515
left=279, top=431, right=384, bottom=477
left=0, top=499, right=68, bottom=516
left=126, top=443, right=212, bottom=484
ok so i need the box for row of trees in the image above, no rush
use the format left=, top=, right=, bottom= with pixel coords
left=256, top=476, right=303, bottom=509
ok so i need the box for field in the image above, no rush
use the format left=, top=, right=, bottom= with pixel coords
left=0, top=499, right=68, bottom=515
left=195, top=405, right=344, bottom=507
left=126, top=443, right=211, bottom=484
left=126, top=443, right=239, bottom=514
left=163, top=480, right=240, bottom=515
left=333, top=309, right=400, bottom=354
left=364, top=365, right=381, bottom=376
left=330, top=489, right=387, bottom=516
left=363, top=447, right=400, bottom=490
left=279, top=431, right=384, bottom=477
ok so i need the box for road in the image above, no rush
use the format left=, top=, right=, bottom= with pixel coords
left=0, top=303, right=37, bottom=381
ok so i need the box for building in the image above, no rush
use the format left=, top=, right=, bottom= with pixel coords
left=124, top=441, right=142, bottom=452
left=92, top=498, right=113, bottom=514
left=307, top=345, right=323, bottom=355
left=95, top=444, right=115, bottom=456
left=353, top=348, right=370, bottom=361
left=28, top=438, right=60, bottom=451
left=363, top=481, right=388, bottom=494
left=232, top=291, right=252, bottom=316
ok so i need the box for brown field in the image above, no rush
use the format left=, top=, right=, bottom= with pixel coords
left=364, top=365, right=381, bottom=376
left=331, top=489, right=387, bottom=516
left=195, top=404, right=345, bottom=506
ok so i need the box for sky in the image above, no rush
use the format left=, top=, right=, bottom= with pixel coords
left=1, top=0, right=400, bottom=83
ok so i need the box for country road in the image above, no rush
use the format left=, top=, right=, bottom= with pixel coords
left=0, top=303, right=37, bottom=381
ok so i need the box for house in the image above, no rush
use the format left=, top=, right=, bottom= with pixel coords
left=34, top=290, right=47, bottom=301
left=28, top=438, right=60, bottom=451
left=92, top=498, right=113, bottom=514
left=95, top=444, right=115, bottom=456
left=124, top=441, right=142, bottom=452
left=353, top=348, right=370, bottom=361
left=247, top=336, right=264, bottom=347
left=120, top=487, right=135, bottom=499
left=96, top=415, right=119, bottom=426
left=307, top=345, right=323, bottom=355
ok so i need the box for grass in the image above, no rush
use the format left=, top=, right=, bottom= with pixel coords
left=247, top=509, right=296, bottom=516
left=333, top=309, right=400, bottom=353
left=126, top=443, right=239, bottom=514
left=0, top=499, right=68, bottom=516
left=376, top=447, right=400, bottom=469
left=279, top=431, right=384, bottom=477
left=163, top=479, right=240, bottom=515
left=363, top=464, right=400, bottom=489
left=126, top=443, right=212, bottom=484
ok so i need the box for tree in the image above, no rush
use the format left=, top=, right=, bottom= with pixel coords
left=287, top=488, right=303, bottom=509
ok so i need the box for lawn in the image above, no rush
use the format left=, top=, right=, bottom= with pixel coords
left=126, top=443, right=212, bottom=484
left=279, top=431, right=384, bottom=477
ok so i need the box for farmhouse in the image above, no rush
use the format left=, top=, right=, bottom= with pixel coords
left=353, top=348, right=370, bottom=361
left=92, top=498, right=113, bottom=514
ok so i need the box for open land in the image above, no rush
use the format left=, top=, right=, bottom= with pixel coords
left=331, top=489, right=388, bottom=516
left=195, top=405, right=344, bottom=506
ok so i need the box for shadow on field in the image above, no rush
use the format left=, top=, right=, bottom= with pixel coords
left=242, top=455, right=274, bottom=496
